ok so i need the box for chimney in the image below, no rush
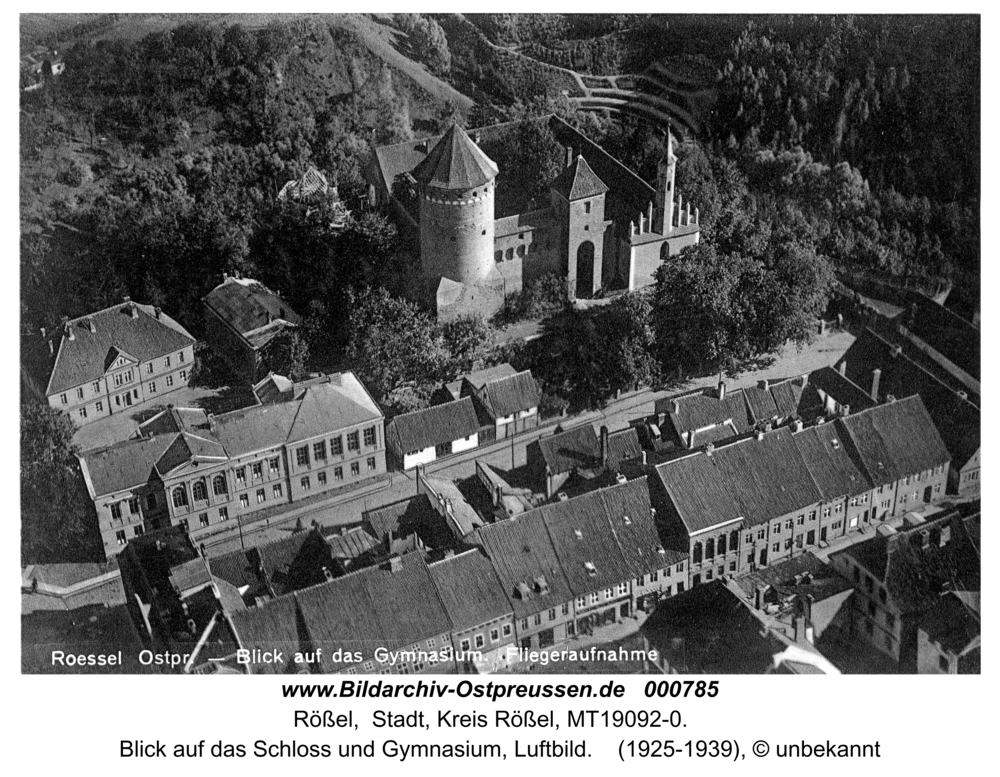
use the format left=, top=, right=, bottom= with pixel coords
left=322, top=566, right=334, bottom=581
left=676, top=194, right=683, bottom=226
left=154, top=306, right=162, bottom=320
left=793, top=419, right=804, bottom=433
left=756, top=430, right=765, bottom=441
left=48, top=340, right=54, bottom=356
left=838, top=360, right=847, bottom=376
left=641, top=450, right=648, bottom=466
left=629, top=220, right=636, bottom=237
left=86, top=317, right=96, bottom=333
left=565, top=145, right=573, bottom=168
left=717, top=381, right=726, bottom=402
left=62, top=317, right=75, bottom=341
left=471, top=131, right=481, bottom=145
left=129, top=303, right=138, bottom=319
left=389, top=556, right=403, bottom=573
left=199, top=542, right=207, bottom=557
left=39, top=326, right=46, bottom=339
left=671, top=399, right=680, bottom=415
left=793, top=615, right=810, bottom=645
left=890, top=345, right=902, bottom=358
left=870, top=368, right=881, bottom=401
left=600, top=425, right=609, bottom=467
left=758, top=379, right=770, bottom=391
left=705, top=443, right=715, bottom=457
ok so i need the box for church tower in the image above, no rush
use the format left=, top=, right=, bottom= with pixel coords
left=653, top=130, right=677, bottom=234
left=412, top=125, right=499, bottom=294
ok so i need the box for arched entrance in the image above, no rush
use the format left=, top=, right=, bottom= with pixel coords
left=576, top=241, right=595, bottom=298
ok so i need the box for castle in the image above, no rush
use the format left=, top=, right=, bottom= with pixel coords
left=370, top=115, right=700, bottom=320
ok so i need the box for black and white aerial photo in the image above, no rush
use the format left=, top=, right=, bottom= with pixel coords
left=20, top=12, right=980, bottom=675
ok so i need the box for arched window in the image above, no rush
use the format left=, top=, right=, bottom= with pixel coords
left=172, top=486, right=188, bottom=509
left=705, top=538, right=715, bottom=560
left=730, top=530, right=740, bottom=551
left=718, top=534, right=727, bottom=555
left=505, top=248, right=514, bottom=261
left=212, top=474, right=227, bottom=496
left=192, top=480, right=207, bottom=502
left=516, top=244, right=526, bottom=258
left=692, top=542, right=702, bottom=564
left=495, top=251, right=503, bottom=263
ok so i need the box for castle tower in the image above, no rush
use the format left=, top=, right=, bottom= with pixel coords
left=653, top=130, right=677, bottom=234
left=550, top=153, right=609, bottom=299
left=412, top=125, right=499, bottom=293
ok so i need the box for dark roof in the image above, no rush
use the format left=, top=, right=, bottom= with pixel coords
left=902, top=295, right=979, bottom=381
left=535, top=425, right=601, bottom=475
left=606, top=427, right=643, bottom=469
left=551, top=154, right=609, bottom=201
left=208, top=548, right=269, bottom=603
left=792, top=423, right=872, bottom=500
left=428, top=549, right=512, bottom=632
left=363, top=494, right=454, bottom=550
left=657, top=387, right=752, bottom=436
left=325, top=526, right=381, bottom=563
left=411, top=124, right=498, bottom=190
left=655, top=427, right=822, bottom=534
left=474, top=370, right=541, bottom=420
left=835, top=396, right=951, bottom=483
left=736, top=551, right=853, bottom=604
left=257, top=530, right=333, bottom=597
left=33, top=302, right=194, bottom=395
left=807, top=366, right=877, bottom=414
left=461, top=363, right=517, bottom=390
left=537, top=489, right=632, bottom=597
left=641, top=581, right=785, bottom=674
left=387, top=397, right=480, bottom=453
left=230, top=595, right=304, bottom=674
left=744, top=386, right=779, bottom=422
left=919, top=592, right=980, bottom=654
left=474, top=512, right=573, bottom=619
left=600, top=477, right=686, bottom=573
left=79, top=435, right=175, bottom=497
left=202, top=276, right=301, bottom=340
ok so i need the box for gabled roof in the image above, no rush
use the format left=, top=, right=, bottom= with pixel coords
left=551, top=154, right=609, bottom=201
left=807, top=366, right=877, bottom=414
left=474, top=511, right=573, bottom=619
left=387, top=397, right=480, bottom=453
left=655, top=427, right=822, bottom=535
left=79, top=435, right=176, bottom=498
left=605, top=427, right=643, bottom=469
left=919, top=592, right=981, bottom=655
left=901, top=295, right=979, bottom=381
left=656, top=387, right=752, bottom=437
left=598, top=477, right=686, bottom=573
left=458, top=363, right=517, bottom=391
left=792, top=423, right=873, bottom=500
left=473, top=370, right=541, bottom=420
left=202, top=276, right=301, bottom=341
left=736, top=551, right=853, bottom=604
left=153, top=432, right=227, bottom=478
left=229, top=595, right=304, bottom=674
left=278, top=166, right=330, bottom=201
left=136, top=406, right=210, bottom=438
left=744, top=386, right=779, bottom=423
left=428, top=549, right=512, bottom=633
left=34, top=302, right=195, bottom=396
left=535, top=425, right=601, bottom=475
left=537, top=488, right=632, bottom=597
left=835, top=396, right=951, bottom=483
left=363, top=494, right=454, bottom=550
left=412, top=124, right=498, bottom=190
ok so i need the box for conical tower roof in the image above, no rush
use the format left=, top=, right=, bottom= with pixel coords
left=412, top=124, right=499, bottom=191
left=551, top=154, right=609, bottom=201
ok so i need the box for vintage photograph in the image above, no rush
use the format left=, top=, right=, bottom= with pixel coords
left=20, top=12, right=980, bottom=676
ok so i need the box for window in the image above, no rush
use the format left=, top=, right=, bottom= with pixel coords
left=576, top=596, right=586, bottom=608
left=832, top=521, right=842, bottom=530
left=239, top=494, right=249, bottom=508
left=301, top=476, right=311, bottom=491
left=584, top=201, right=591, bottom=214
left=939, top=654, right=949, bottom=672
left=351, top=462, right=360, bottom=476
left=589, top=592, right=599, bottom=605
left=213, top=474, right=227, bottom=496
left=134, top=524, right=144, bottom=537
left=148, top=381, right=157, bottom=394
left=76, top=387, right=84, bottom=399
left=199, top=513, right=209, bottom=528
left=795, top=535, right=804, bottom=549
left=561, top=603, right=569, bottom=615
left=364, top=426, right=376, bottom=446
left=128, top=497, right=139, bottom=515
left=296, top=446, right=309, bottom=466
left=79, top=408, right=87, bottom=419
left=521, top=619, right=528, bottom=630
left=347, top=431, right=360, bottom=451
left=166, top=375, right=174, bottom=387
left=604, top=588, right=613, bottom=599
left=219, top=507, right=229, bottom=521
left=269, top=458, right=279, bottom=473
left=772, top=542, right=780, bottom=552
left=705, top=569, right=713, bottom=581
left=252, top=462, right=263, bottom=479
left=60, top=393, right=67, bottom=405
left=334, top=467, right=343, bottom=481
left=318, top=471, right=327, bottom=485
left=796, top=515, right=805, bottom=526
left=192, top=480, right=207, bottom=501
left=534, top=614, right=542, bottom=626
left=116, top=530, right=127, bottom=545
left=475, top=634, right=485, bottom=649
left=164, top=356, right=171, bottom=368
left=729, top=561, right=737, bottom=572
left=757, top=529, right=766, bottom=540
left=314, top=441, right=327, bottom=461
left=460, top=639, right=471, bottom=652
left=113, top=374, right=124, bottom=388
left=809, top=511, right=817, bottom=521
left=773, top=522, right=781, bottom=534
left=146, top=494, right=156, bottom=510
left=490, top=628, right=499, bottom=643
left=823, top=507, right=831, bottom=518
left=617, top=583, right=628, bottom=596
left=256, top=488, right=265, bottom=504
left=236, top=467, right=246, bottom=484
left=179, top=370, right=187, bottom=381
left=273, top=483, right=283, bottom=498
left=93, top=381, right=101, bottom=393
left=179, top=351, right=185, bottom=363
left=110, top=503, right=123, bottom=521
left=502, top=624, right=512, bottom=637
left=96, top=401, right=103, bottom=412
left=650, top=570, right=659, bottom=582
left=172, top=487, right=188, bottom=508
left=331, top=436, right=343, bottom=455
left=367, top=456, right=376, bottom=471
left=785, top=539, right=793, bottom=550
left=548, top=608, right=556, bottom=621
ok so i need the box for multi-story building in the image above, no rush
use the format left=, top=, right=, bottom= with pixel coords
left=79, top=372, right=386, bottom=557
left=21, top=299, right=195, bottom=426
left=915, top=591, right=980, bottom=674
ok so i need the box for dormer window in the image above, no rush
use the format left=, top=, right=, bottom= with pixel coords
left=574, top=529, right=583, bottom=540
left=584, top=561, right=597, bottom=577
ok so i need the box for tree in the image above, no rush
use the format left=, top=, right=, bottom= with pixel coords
left=21, top=403, right=101, bottom=564
left=598, top=292, right=660, bottom=392
left=439, top=315, right=496, bottom=377
left=262, top=328, right=310, bottom=380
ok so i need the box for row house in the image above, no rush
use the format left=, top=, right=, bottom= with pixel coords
left=202, top=274, right=302, bottom=384
left=829, top=506, right=980, bottom=669
left=527, top=424, right=602, bottom=498
left=21, top=299, right=195, bottom=426
left=386, top=397, right=480, bottom=470
left=435, top=363, right=541, bottom=444
left=79, top=373, right=386, bottom=555
left=652, top=395, right=951, bottom=589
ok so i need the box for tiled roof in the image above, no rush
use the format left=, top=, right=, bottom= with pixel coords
left=919, top=592, right=980, bottom=654
left=80, top=435, right=176, bottom=497
left=537, top=489, right=632, bottom=597
left=807, top=366, right=877, bottom=414
left=428, top=549, right=512, bottom=633
left=792, top=423, right=872, bottom=500
left=257, top=530, right=333, bottom=597
left=153, top=432, right=227, bottom=478
left=137, top=406, right=211, bottom=437
left=461, top=363, right=517, bottom=391
left=736, top=551, right=853, bottom=604
left=387, top=397, right=480, bottom=454
left=835, top=396, right=951, bottom=484
left=744, top=386, right=779, bottom=422
left=655, top=427, right=822, bottom=534
left=411, top=124, right=498, bottom=190
left=325, top=526, right=381, bottom=563
left=230, top=595, right=303, bottom=674
left=902, top=295, right=979, bottom=380
left=536, top=425, right=601, bottom=475
left=202, top=276, right=301, bottom=339
left=605, top=427, right=643, bottom=469
left=278, top=166, right=330, bottom=201
left=599, top=477, right=686, bottom=573
left=474, top=370, right=541, bottom=421
left=364, top=494, right=453, bottom=549
left=657, top=387, right=752, bottom=436
left=551, top=155, right=609, bottom=201
left=474, top=512, right=573, bottom=619
left=38, top=302, right=194, bottom=395
left=421, top=476, right=485, bottom=536
left=209, top=547, right=269, bottom=603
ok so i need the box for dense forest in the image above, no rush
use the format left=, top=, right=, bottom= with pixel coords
left=20, top=13, right=979, bottom=414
